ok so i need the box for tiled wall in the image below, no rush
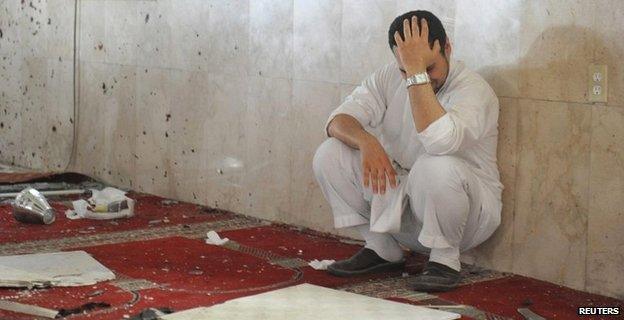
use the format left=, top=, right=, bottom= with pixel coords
left=0, top=0, right=622, bottom=299
left=0, top=0, right=74, bottom=170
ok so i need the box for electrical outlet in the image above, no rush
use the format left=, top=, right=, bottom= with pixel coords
left=588, top=64, right=608, bottom=103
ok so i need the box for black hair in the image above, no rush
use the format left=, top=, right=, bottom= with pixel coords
left=388, top=10, right=447, bottom=54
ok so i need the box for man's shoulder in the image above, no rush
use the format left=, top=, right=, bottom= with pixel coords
left=449, top=61, right=498, bottom=103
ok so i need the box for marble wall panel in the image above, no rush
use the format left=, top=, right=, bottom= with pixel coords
left=75, top=61, right=107, bottom=176
left=294, top=0, right=342, bottom=83
left=167, top=0, right=211, bottom=72
left=134, top=67, right=173, bottom=196
left=289, top=79, right=341, bottom=233
left=135, top=0, right=173, bottom=69
left=513, top=99, right=591, bottom=291
left=249, top=0, right=293, bottom=79
left=167, top=70, right=210, bottom=204
left=518, top=0, right=596, bottom=103
left=100, top=64, right=138, bottom=189
left=43, top=58, right=74, bottom=171
left=104, top=0, right=140, bottom=65
left=205, top=0, right=249, bottom=76
left=593, top=1, right=624, bottom=107
left=79, top=0, right=106, bottom=63
left=242, top=76, right=293, bottom=221
left=453, top=0, right=522, bottom=97
left=587, top=106, right=624, bottom=299
left=201, top=72, right=248, bottom=211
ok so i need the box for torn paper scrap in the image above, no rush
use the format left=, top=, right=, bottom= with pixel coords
left=205, top=230, right=229, bottom=245
left=0, top=251, right=115, bottom=288
left=308, top=259, right=336, bottom=270
left=65, top=187, right=135, bottom=220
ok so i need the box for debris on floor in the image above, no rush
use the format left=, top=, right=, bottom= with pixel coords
left=0, top=300, right=58, bottom=319
left=11, top=188, right=56, bottom=225
left=0, top=251, right=115, bottom=288
left=518, top=307, right=546, bottom=320
left=160, top=283, right=460, bottom=320
left=129, top=307, right=175, bottom=320
left=65, top=187, right=135, bottom=220
left=205, top=230, right=229, bottom=245
left=57, top=302, right=111, bottom=317
left=308, top=259, right=335, bottom=270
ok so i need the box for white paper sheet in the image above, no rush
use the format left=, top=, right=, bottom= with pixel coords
left=308, top=259, right=335, bottom=270
left=162, top=283, right=460, bottom=320
left=205, top=230, right=229, bottom=245
left=0, top=251, right=115, bottom=288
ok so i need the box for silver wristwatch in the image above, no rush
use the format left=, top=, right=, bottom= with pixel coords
left=405, top=72, right=430, bottom=88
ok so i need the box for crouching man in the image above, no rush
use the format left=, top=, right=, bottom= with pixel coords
left=313, top=10, right=503, bottom=292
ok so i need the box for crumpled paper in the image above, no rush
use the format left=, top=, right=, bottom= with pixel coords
left=308, top=259, right=336, bottom=270
left=205, top=230, right=229, bottom=245
left=65, top=187, right=135, bottom=220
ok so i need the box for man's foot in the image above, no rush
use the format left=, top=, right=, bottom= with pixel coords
left=410, top=261, right=461, bottom=292
left=327, top=248, right=405, bottom=277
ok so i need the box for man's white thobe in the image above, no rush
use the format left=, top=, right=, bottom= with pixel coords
left=313, top=60, right=503, bottom=270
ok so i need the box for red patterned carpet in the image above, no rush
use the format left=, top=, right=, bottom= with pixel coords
left=0, top=172, right=622, bottom=319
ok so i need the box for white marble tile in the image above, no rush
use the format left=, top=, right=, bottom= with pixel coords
left=135, top=67, right=173, bottom=196
left=168, top=0, right=211, bottom=71
left=340, top=38, right=394, bottom=85
left=104, top=0, right=140, bottom=65
left=16, top=0, right=49, bottom=59
left=289, top=79, right=341, bottom=232
left=167, top=70, right=210, bottom=204
left=0, top=42, right=24, bottom=165
left=294, top=0, right=342, bottom=83
left=340, top=0, right=396, bottom=84
left=46, top=0, right=74, bottom=61
left=205, top=0, right=249, bottom=76
left=342, top=0, right=396, bottom=43
left=453, top=0, right=521, bottom=97
left=44, top=58, right=74, bottom=171
left=242, top=76, right=293, bottom=221
left=593, top=0, right=624, bottom=107
left=20, top=57, right=49, bottom=169
left=136, top=0, right=173, bottom=68
left=513, top=99, right=591, bottom=291
left=587, top=106, right=624, bottom=299
left=201, top=72, right=248, bottom=211
left=101, top=64, right=138, bottom=189
left=518, top=0, right=595, bottom=103
left=249, top=0, right=293, bottom=78
left=162, top=284, right=460, bottom=320
left=74, top=61, right=107, bottom=177
left=79, top=0, right=106, bottom=63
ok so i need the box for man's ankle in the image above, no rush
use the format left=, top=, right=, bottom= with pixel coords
left=429, top=247, right=460, bottom=271
left=365, top=245, right=404, bottom=263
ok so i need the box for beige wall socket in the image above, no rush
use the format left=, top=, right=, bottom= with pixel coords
left=588, top=64, right=608, bottom=103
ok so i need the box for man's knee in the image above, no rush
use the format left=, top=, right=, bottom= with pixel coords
left=407, top=154, right=465, bottom=193
left=312, top=138, right=347, bottom=177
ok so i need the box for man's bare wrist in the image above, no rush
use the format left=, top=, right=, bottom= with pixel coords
left=355, top=131, right=376, bottom=149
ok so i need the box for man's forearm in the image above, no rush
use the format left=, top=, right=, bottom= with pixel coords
left=327, top=114, right=375, bottom=149
left=408, top=83, right=446, bottom=133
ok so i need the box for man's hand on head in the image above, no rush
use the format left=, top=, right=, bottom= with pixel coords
left=393, top=17, right=440, bottom=76
left=357, top=135, right=397, bottom=195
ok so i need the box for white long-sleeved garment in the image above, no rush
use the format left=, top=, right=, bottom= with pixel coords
left=315, top=60, right=503, bottom=268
